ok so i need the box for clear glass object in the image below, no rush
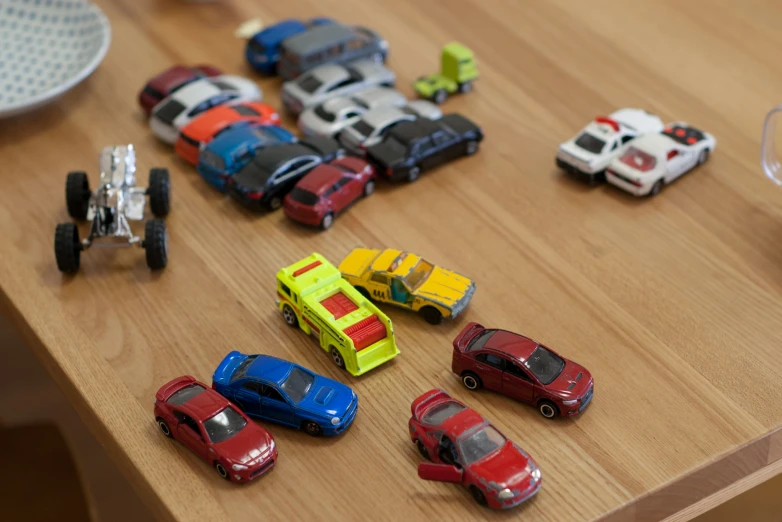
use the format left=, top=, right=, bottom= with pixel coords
left=761, top=105, right=782, bottom=186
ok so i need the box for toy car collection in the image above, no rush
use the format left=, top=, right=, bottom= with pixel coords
left=213, top=352, right=358, bottom=436
left=54, top=145, right=170, bottom=274
left=154, top=375, right=278, bottom=482
left=414, top=42, right=478, bottom=105
left=138, top=64, right=222, bottom=114
left=277, top=253, right=400, bottom=376
left=281, top=60, right=396, bottom=116
left=245, top=17, right=334, bottom=75
left=605, top=123, right=716, bottom=196
left=338, top=248, right=475, bottom=325
left=410, top=389, right=542, bottom=509
left=297, top=86, right=407, bottom=137
left=452, top=322, right=594, bottom=418
left=556, top=108, right=664, bottom=184
left=283, top=157, right=375, bottom=229
left=175, top=101, right=280, bottom=165
left=365, top=114, right=483, bottom=182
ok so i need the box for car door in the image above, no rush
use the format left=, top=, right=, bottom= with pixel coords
left=333, top=175, right=360, bottom=212
left=233, top=380, right=262, bottom=416
left=472, top=352, right=505, bottom=392
left=260, top=383, right=296, bottom=426
left=437, top=434, right=461, bottom=468
left=665, top=149, right=689, bottom=181
left=415, top=137, right=440, bottom=170
left=173, top=410, right=209, bottom=460
left=501, top=359, right=536, bottom=405
left=368, top=272, right=390, bottom=302
left=389, top=277, right=413, bottom=306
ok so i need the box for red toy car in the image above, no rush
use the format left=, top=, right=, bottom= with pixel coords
left=283, top=157, right=376, bottom=230
left=138, top=64, right=222, bottom=114
left=409, top=389, right=542, bottom=510
left=154, top=375, right=277, bottom=482
left=175, top=102, right=281, bottom=165
left=452, top=322, right=594, bottom=418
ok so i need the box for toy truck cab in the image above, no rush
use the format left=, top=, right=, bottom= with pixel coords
left=414, top=42, right=478, bottom=104
left=276, top=253, right=400, bottom=376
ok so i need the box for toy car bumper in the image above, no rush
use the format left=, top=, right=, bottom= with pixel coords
left=283, top=202, right=323, bottom=226
left=450, top=282, right=476, bottom=319
left=321, top=396, right=359, bottom=436
left=228, top=184, right=267, bottom=212
left=232, top=448, right=278, bottom=482
left=605, top=170, right=649, bottom=196
left=492, top=477, right=542, bottom=510
left=149, top=118, right=180, bottom=145
left=197, top=165, right=231, bottom=192
left=175, top=138, right=201, bottom=166
left=555, top=157, right=604, bottom=185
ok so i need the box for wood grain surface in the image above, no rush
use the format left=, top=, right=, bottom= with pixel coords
left=2, top=0, right=782, bottom=521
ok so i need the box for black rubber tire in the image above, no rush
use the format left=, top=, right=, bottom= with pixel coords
left=419, top=306, right=443, bottom=325
left=465, top=140, right=479, bottom=156
left=698, top=149, right=710, bottom=165
left=407, top=166, right=421, bottom=183
left=148, top=168, right=171, bottom=217
left=268, top=196, right=283, bottom=211
left=538, top=400, right=559, bottom=419
left=144, top=219, right=168, bottom=270
left=330, top=347, right=346, bottom=370
left=363, top=180, right=375, bottom=197
left=282, top=304, right=298, bottom=327
left=433, top=89, right=447, bottom=105
left=156, top=418, right=172, bottom=438
left=65, top=171, right=90, bottom=220
left=354, top=286, right=371, bottom=300
left=649, top=179, right=664, bottom=197
left=303, top=420, right=323, bottom=437
left=416, top=439, right=430, bottom=460
left=320, top=212, right=334, bottom=230
left=458, top=80, right=473, bottom=94
left=470, top=485, right=487, bottom=506
left=54, top=223, right=81, bottom=274
left=214, top=462, right=230, bottom=481
left=461, top=372, right=482, bottom=391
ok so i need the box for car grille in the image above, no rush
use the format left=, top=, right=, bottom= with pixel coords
left=579, top=385, right=594, bottom=412
left=250, top=459, right=274, bottom=478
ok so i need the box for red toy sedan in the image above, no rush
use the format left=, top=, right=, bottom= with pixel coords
left=175, top=102, right=281, bottom=165
left=410, top=389, right=542, bottom=510
left=154, top=375, right=277, bottom=482
left=452, top=322, right=594, bottom=418
left=138, top=64, right=222, bottom=114
left=283, top=157, right=376, bottom=230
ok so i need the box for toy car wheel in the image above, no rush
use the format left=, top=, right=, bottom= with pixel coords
left=461, top=372, right=482, bottom=391
left=470, top=485, right=487, bottom=506
left=282, top=304, right=298, bottom=327
left=538, top=400, right=559, bottom=419
left=363, top=180, right=375, bottom=197
left=354, top=286, right=371, bottom=300
left=649, top=179, right=664, bottom=197
left=320, top=213, right=334, bottom=230
left=143, top=219, right=168, bottom=270
left=433, top=89, right=447, bottom=105
left=303, top=420, right=322, bottom=437
left=416, top=439, right=430, bottom=460
left=148, top=168, right=171, bottom=217
left=419, top=306, right=442, bottom=325
left=65, top=171, right=91, bottom=220
left=268, top=196, right=283, bottom=211
left=458, top=80, right=473, bottom=94
left=156, top=418, right=172, bottom=438
left=465, top=140, right=479, bottom=156
left=330, top=346, right=346, bottom=370
left=214, top=462, right=230, bottom=481
left=698, top=149, right=710, bottom=165
left=55, top=223, right=82, bottom=274
left=407, top=166, right=421, bottom=183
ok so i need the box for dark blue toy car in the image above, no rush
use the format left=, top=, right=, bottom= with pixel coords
left=245, top=18, right=334, bottom=75
left=197, top=124, right=297, bottom=192
left=212, top=351, right=358, bottom=436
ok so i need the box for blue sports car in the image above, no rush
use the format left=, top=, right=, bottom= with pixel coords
left=197, top=124, right=297, bottom=192
left=245, top=18, right=334, bottom=75
left=212, top=351, right=358, bottom=436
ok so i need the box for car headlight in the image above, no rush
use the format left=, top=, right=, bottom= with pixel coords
left=531, top=468, right=541, bottom=482
left=268, top=440, right=276, bottom=453
left=562, top=399, right=578, bottom=406
left=232, top=463, right=248, bottom=471
left=331, top=417, right=341, bottom=426
left=497, top=488, right=515, bottom=500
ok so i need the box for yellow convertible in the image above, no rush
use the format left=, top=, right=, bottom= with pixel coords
left=338, top=248, right=476, bottom=325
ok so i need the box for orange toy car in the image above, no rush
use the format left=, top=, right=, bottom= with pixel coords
left=175, top=101, right=280, bottom=165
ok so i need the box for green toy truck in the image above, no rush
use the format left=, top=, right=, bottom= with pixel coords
left=413, top=42, right=478, bottom=105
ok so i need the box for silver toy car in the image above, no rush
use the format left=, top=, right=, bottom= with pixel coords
left=54, top=145, right=171, bottom=274
left=338, top=102, right=443, bottom=155
left=297, top=86, right=407, bottom=137
left=281, top=60, right=395, bottom=115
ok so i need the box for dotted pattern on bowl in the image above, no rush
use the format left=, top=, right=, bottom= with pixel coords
left=0, top=0, right=108, bottom=108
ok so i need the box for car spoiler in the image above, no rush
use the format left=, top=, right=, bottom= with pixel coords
left=212, top=350, right=248, bottom=387
left=410, top=388, right=452, bottom=419
left=452, top=321, right=484, bottom=353
left=155, top=375, right=197, bottom=402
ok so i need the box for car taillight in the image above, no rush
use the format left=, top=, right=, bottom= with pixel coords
left=630, top=179, right=644, bottom=187
left=386, top=167, right=393, bottom=176
left=247, top=191, right=263, bottom=200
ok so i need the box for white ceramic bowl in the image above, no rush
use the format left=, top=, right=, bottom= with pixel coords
left=0, top=0, right=111, bottom=118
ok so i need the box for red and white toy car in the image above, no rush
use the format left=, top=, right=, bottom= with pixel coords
left=409, top=389, right=542, bottom=510
left=605, top=123, right=716, bottom=197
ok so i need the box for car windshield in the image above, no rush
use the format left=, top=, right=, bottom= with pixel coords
left=466, top=329, right=496, bottom=352
left=143, top=85, right=164, bottom=99
left=210, top=80, right=237, bottom=91
left=459, top=426, right=506, bottom=464
left=619, top=146, right=657, bottom=172
left=231, top=355, right=258, bottom=381
left=203, top=407, right=247, bottom=444
left=314, top=104, right=336, bottom=123
left=247, top=39, right=265, bottom=54
left=232, top=105, right=260, bottom=117
left=297, top=74, right=323, bottom=94
left=402, top=259, right=434, bottom=290
left=288, top=187, right=320, bottom=206
left=200, top=149, right=226, bottom=171
left=523, top=346, right=565, bottom=385
left=167, top=384, right=206, bottom=405
left=154, top=99, right=187, bottom=124
left=574, top=132, right=606, bottom=154
left=421, top=401, right=465, bottom=425
left=351, top=119, right=375, bottom=138
left=279, top=367, right=314, bottom=403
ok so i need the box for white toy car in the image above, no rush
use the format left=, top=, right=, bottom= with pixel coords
left=297, top=86, right=407, bottom=137
left=556, top=108, right=664, bottom=184
left=149, top=75, right=262, bottom=144
left=605, top=123, right=716, bottom=197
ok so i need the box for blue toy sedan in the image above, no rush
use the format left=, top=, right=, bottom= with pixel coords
left=197, top=124, right=297, bottom=192
left=213, top=351, right=358, bottom=436
left=245, top=18, right=334, bottom=75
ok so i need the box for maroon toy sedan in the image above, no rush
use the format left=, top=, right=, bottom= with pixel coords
left=154, top=375, right=277, bottom=482
left=138, top=64, right=222, bottom=114
left=283, top=157, right=376, bottom=230
left=452, top=322, right=594, bottom=418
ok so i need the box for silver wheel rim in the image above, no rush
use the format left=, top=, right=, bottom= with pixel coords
left=158, top=421, right=169, bottom=435
left=270, top=197, right=282, bottom=210
left=541, top=404, right=555, bottom=418
left=365, top=181, right=374, bottom=195
left=283, top=307, right=296, bottom=325
left=652, top=182, right=662, bottom=195
left=463, top=376, right=477, bottom=389
left=216, top=464, right=227, bottom=477
left=467, top=142, right=477, bottom=154
left=409, top=168, right=419, bottom=181
left=331, top=348, right=343, bottom=367
left=322, top=214, right=333, bottom=229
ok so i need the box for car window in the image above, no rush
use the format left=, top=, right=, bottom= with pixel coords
left=475, top=353, right=505, bottom=371
left=231, top=355, right=258, bottom=381
left=174, top=410, right=202, bottom=439
left=288, top=187, right=320, bottom=205
left=574, top=132, right=606, bottom=154
left=351, top=120, right=375, bottom=137
left=143, top=85, right=164, bottom=99
left=232, top=105, right=261, bottom=117
left=523, top=346, right=566, bottom=385
left=621, top=135, right=634, bottom=144
left=505, top=362, right=532, bottom=381
left=167, top=384, right=206, bottom=405
left=297, top=74, right=324, bottom=94
left=346, top=38, right=367, bottom=50
left=261, top=384, right=286, bottom=403
left=344, top=110, right=361, bottom=119
left=203, top=407, right=247, bottom=444
left=279, top=367, right=315, bottom=403
left=209, top=80, right=238, bottom=91
left=619, top=146, right=657, bottom=172
left=465, top=329, right=496, bottom=352
left=334, top=176, right=352, bottom=189
left=459, top=426, right=506, bottom=464
left=280, top=282, right=291, bottom=296
left=432, top=132, right=451, bottom=147
left=421, top=401, right=466, bottom=425
left=371, top=273, right=389, bottom=285
left=327, top=78, right=354, bottom=92
left=439, top=435, right=459, bottom=466
left=241, top=381, right=261, bottom=393
left=200, top=149, right=226, bottom=171
left=314, top=104, right=336, bottom=123
left=153, top=99, right=187, bottom=125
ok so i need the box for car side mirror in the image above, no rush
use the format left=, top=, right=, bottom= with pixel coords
left=418, top=462, right=463, bottom=483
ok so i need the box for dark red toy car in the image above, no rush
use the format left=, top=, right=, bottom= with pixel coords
left=139, top=65, right=222, bottom=114
left=283, top=157, right=376, bottom=230
left=154, top=375, right=277, bottom=482
left=452, top=322, right=594, bottom=418
left=409, top=389, right=542, bottom=510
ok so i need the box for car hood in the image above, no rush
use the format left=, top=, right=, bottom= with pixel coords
left=297, top=376, right=355, bottom=417
left=470, top=441, right=537, bottom=492
left=366, top=140, right=406, bottom=167
left=414, top=267, right=475, bottom=309
left=214, top=423, right=274, bottom=466
left=546, top=359, right=593, bottom=399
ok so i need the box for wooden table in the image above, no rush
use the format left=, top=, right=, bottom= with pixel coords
left=3, top=0, right=782, bottom=520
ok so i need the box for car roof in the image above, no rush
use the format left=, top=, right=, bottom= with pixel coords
left=436, top=404, right=486, bottom=439
left=283, top=24, right=357, bottom=55
left=351, top=87, right=405, bottom=108
left=178, top=386, right=230, bottom=421
left=206, top=124, right=283, bottom=155
left=628, top=133, right=676, bottom=155
left=609, top=108, right=662, bottom=133
left=320, top=96, right=359, bottom=114
left=481, top=329, right=540, bottom=363
left=362, top=106, right=412, bottom=127
left=308, top=64, right=351, bottom=84
left=243, top=354, right=295, bottom=386
left=168, top=77, right=223, bottom=105
left=254, top=19, right=308, bottom=46
left=296, top=164, right=345, bottom=194
left=388, top=118, right=441, bottom=143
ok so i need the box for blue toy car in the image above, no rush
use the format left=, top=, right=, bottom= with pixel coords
left=213, top=351, right=358, bottom=436
left=245, top=18, right=334, bottom=75
left=197, top=124, right=297, bottom=191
